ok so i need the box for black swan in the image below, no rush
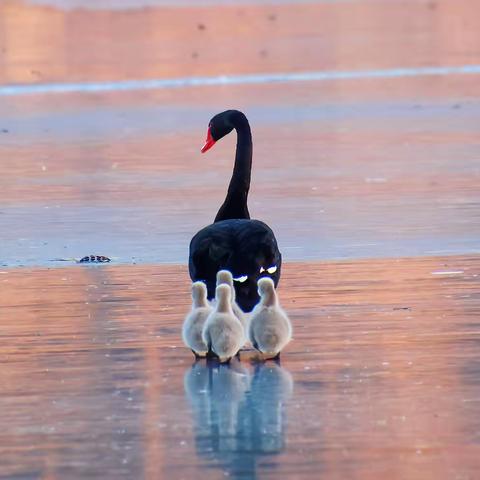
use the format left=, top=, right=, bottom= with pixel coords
left=188, top=110, right=282, bottom=312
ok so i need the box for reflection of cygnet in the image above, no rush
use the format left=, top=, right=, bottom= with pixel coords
left=247, top=363, right=293, bottom=452
left=184, top=360, right=293, bottom=479
left=216, top=270, right=248, bottom=331
left=210, top=361, right=251, bottom=452
left=249, top=277, right=292, bottom=359
left=184, top=359, right=251, bottom=458
left=202, top=284, right=245, bottom=363
left=182, top=282, right=213, bottom=357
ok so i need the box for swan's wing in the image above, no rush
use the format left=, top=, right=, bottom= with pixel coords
left=189, top=225, right=235, bottom=299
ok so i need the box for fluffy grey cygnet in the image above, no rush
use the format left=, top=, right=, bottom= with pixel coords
left=216, top=270, right=249, bottom=331
left=202, top=284, right=245, bottom=363
left=182, top=281, right=213, bottom=357
left=248, top=277, right=292, bottom=359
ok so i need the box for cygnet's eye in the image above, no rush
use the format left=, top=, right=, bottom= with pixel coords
left=233, top=275, right=248, bottom=283
left=267, top=266, right=277, bottom=274
left=259, top=266, right=265, bottom=273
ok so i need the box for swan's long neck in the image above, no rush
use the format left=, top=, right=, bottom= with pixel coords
left=214, top=115, right=252, bottom=222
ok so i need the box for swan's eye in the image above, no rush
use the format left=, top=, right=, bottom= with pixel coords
left=233, top=275, right=248, bottom=283
left=259, top=266, right=265, bottom=273
left=267, top=266, right=277, bottom=274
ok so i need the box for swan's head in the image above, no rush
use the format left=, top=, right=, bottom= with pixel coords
left=201, top=110, right=247, bottom=153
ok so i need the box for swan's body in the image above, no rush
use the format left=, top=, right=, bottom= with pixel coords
left=202, top=284, right=245, bottom=363
left=182, top=281, right=213, bottom=357
left=249, top=277, right=292, bottom=359
left=215, top=269, right=248, bottom=331
left=189, top=110, right=281, bottom=312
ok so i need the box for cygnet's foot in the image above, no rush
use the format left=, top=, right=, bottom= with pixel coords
left=206, top=354, right=220, bottom=365
left=272, top=352, right=281, bottom=365
left=263, top=352, right=281, bottom=363
left=192, top=350, right=207, bottom=360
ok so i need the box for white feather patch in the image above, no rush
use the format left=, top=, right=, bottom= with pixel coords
left=233, top=275, right=248, bottom=283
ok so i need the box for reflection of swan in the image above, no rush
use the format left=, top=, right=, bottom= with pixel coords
left=184, top=361, right=293, bottom=479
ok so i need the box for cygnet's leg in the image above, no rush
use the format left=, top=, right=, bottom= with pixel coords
left=271, top=352, right=281, bottom=365
left=191, top=350, right=206, bottom=360
left=206, top=349, right=217, bottom=359
left=206, top=354, right=219, bottom=365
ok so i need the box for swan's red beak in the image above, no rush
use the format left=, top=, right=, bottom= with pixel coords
left=201, top=127, right=216, bottom=153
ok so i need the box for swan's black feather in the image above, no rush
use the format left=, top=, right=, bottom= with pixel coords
left=189, top=219, right=281, bottom=312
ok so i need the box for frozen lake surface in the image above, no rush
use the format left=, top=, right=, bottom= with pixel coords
left=1, top=258, right=480, bottom=478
